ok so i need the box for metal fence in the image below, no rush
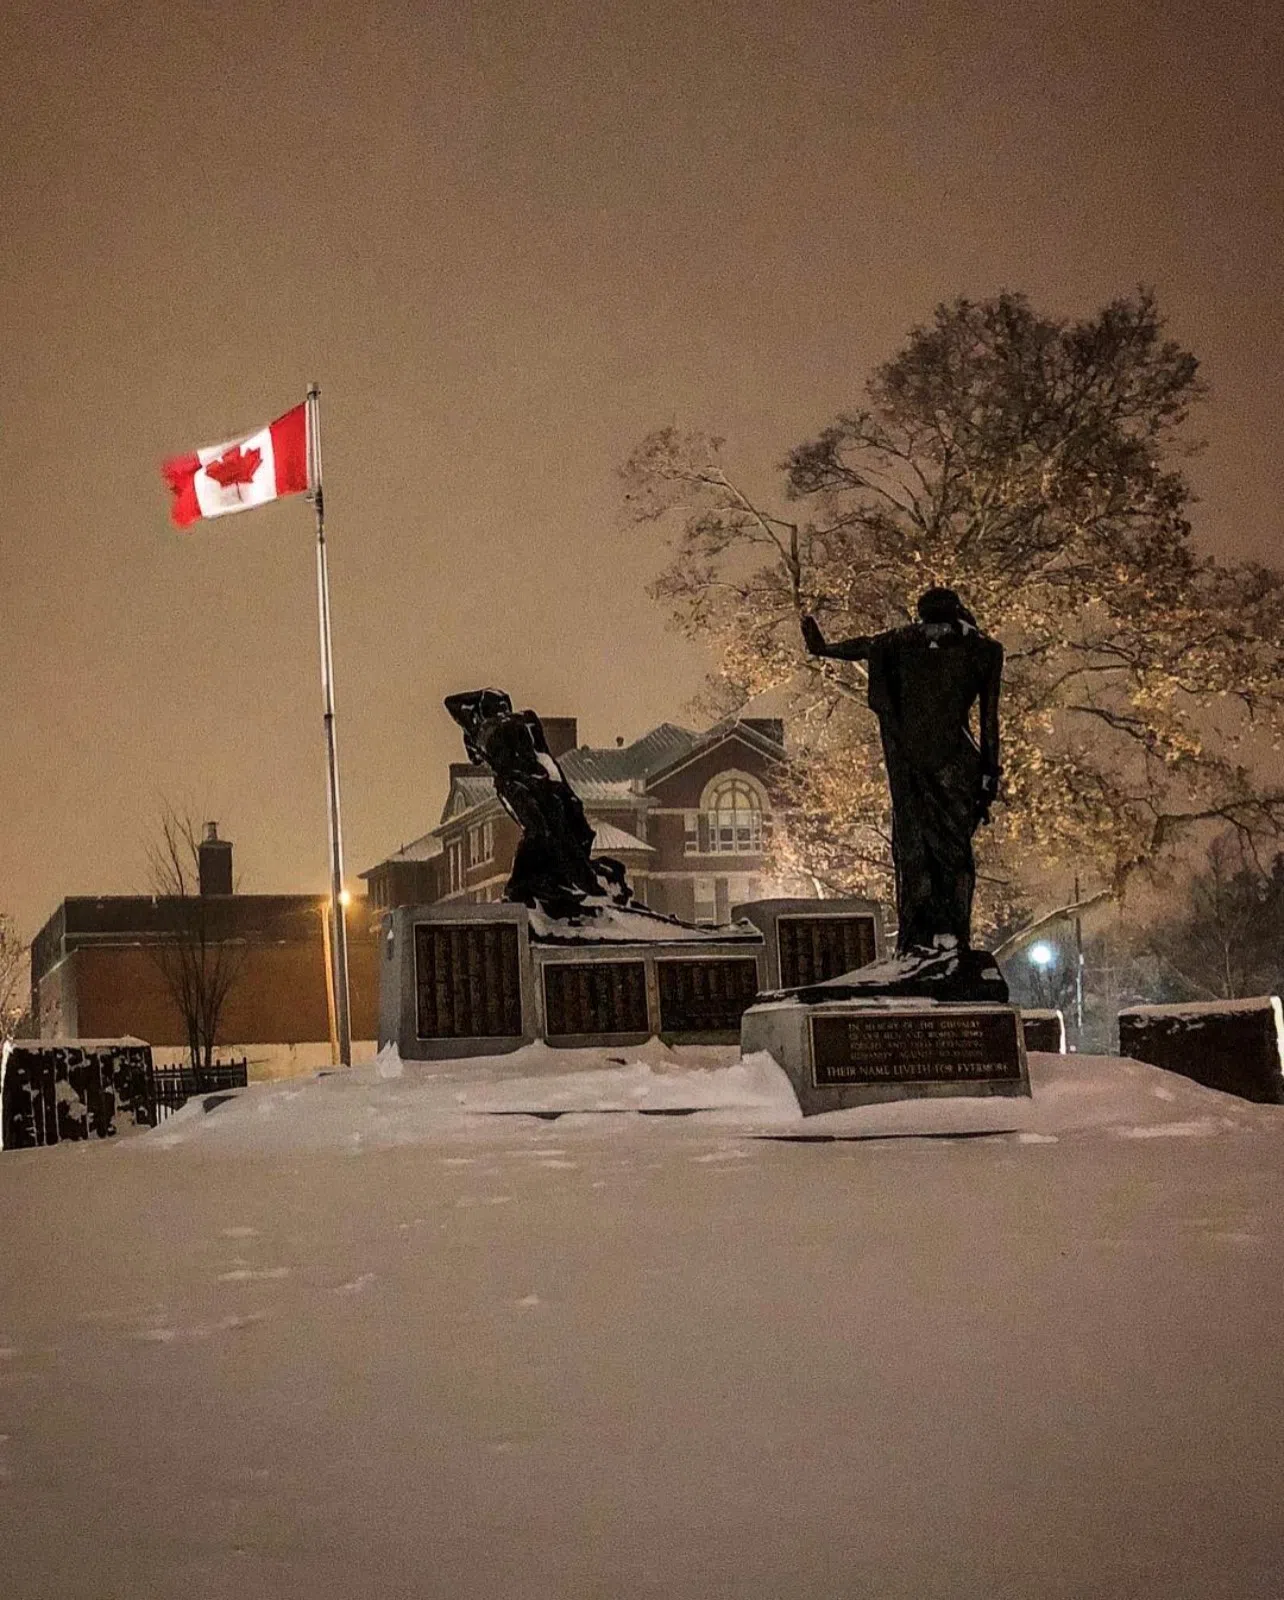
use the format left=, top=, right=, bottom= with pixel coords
left=148, top=1059, right=249, bottom=1120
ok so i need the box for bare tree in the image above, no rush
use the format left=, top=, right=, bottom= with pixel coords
left=1141, top=833, right=1284, bottom=1001
left=621, top=290, right=1284, bottom=940
left=146, top=808, right=246, bottom=1071
left=0, top=914, right=29, bottom=1044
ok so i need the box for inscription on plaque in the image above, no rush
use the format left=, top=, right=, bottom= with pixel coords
left=543, top=961, right=649, bottom=1037
left=811, top=1009, right=1024, bottom=1088
left=777, top=915, right=877, bottom=989
left=415, top=922, right=523, bottom=1039
left=657, top=957, right=762, bottom=1036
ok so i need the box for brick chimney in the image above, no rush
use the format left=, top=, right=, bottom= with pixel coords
left=198, top=822, right=233, bottom=896
left=539, top=717, right=578, bottom=759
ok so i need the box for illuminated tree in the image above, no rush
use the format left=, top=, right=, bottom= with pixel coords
left=621, top=291, right=1284, bottom=936
left=0, top=914, right=28, bottom=1044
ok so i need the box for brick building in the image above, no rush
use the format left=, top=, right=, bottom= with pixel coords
left=30, top=828, right=378, bottom=1050
left=362, top=714, right=811, bottom=923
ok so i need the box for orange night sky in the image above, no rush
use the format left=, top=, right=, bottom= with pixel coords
left=2, top=0, right=1281, bottom=935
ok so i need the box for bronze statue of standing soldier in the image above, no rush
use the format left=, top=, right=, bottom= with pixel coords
left=802, top=586, right=1007, bottom=999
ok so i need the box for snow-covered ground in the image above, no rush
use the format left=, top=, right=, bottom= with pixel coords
left=3, top=1045, right=1284, bottom=1598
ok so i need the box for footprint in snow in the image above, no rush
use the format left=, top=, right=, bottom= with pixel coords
left=333, top=1273, right=377, bottom=1295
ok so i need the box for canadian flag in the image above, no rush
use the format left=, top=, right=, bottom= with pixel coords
left=162, top=402, right=310, bottom=528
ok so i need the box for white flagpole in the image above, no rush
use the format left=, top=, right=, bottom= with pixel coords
left=307, top=383, right=352, bottom=1067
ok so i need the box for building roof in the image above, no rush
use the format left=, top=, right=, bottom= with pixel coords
left=442, top=773, right=497, bottom=818
left=380, top=833, right=445, bottom=864
left=366, top=714, right=786, bottom=875
left=590, top=822, right=655, bottom=855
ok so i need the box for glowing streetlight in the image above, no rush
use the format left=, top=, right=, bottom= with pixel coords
left=1028, top=941, right=1056, bottom=970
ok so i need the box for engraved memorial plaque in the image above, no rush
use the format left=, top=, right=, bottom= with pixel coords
left=544, top=961, right=649, bottom=1037
left=777, top=914, right=877, bottom=990
left=415, top=922, right=523, bottom=1039
left=811, top=1007, right=1026, bottom=1091
left=657, top=957, right=762, bottom=1037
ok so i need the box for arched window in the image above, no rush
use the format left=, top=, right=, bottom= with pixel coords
left=702, top=774, right=765, bottom=854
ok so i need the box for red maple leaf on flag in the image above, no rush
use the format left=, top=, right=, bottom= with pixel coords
left=204, top=444, right=262, bottom=488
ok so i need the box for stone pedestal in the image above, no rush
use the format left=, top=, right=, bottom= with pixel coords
left=381, top=901, right=767, bottom=1061
left=741, top=998, right=1030, bottom=1116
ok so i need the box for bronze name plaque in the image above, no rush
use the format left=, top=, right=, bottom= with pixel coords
left=810, top=1008, right=1024, bottom=1088
left=776, top=914, right=877, bottom=990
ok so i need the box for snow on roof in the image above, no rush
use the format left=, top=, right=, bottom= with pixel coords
left=590, top=822, right=654, bottom=854
left=381, top=832, right=445, bottom=864
left=560, top=723, right=702, bottom=786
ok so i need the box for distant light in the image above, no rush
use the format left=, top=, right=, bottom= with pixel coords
left=1028, top=941, right=1055, bottom=969
left=338, top=889, right=352, bottom=907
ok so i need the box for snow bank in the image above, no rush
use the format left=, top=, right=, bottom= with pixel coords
left=116, top=1036, right=1284, bottom=1158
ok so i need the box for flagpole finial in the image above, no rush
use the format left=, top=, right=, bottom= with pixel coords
left=307, top=381, right=320, bottom=399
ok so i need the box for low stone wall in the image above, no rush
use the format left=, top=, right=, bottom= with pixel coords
left=1118, top=998, right=1284, bottom=1105
left=1021, top=1009, right=1066, bottom=1053
left=1, top=1038, right=154, bottom=1150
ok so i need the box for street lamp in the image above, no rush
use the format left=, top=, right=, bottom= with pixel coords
left=1028, top=941, right=1056, bottom=971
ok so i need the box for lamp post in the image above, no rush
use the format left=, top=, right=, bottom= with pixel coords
left=1028, top=941, right=1055, bottom=972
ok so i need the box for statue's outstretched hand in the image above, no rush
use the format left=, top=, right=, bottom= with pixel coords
left=801, top=615, right=827, bottom=657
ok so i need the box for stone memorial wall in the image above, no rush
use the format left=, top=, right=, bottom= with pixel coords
left=1, top=1039, right=155, bottom=1150
left=1021, top=1009, right=1066, bottom=1053
left=1119, top=998, right=1284, bottom=1105
left=382, top=903, right=768, bottom=1059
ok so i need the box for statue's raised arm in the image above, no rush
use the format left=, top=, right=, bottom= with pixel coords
left=801, top=614, right=872, bottom=663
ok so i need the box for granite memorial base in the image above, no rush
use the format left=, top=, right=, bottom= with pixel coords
left=741, top=998, right=1031, bottom=1116
left=1021, top=1008, right=1066, bottom=1053
left=1, top=1038, right=155, bottom=1150
left=381, top=901, right=768, bottom=1061
left=1118, top=998, right=1284, bottom=1105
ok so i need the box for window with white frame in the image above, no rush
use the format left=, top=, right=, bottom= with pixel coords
left=703, top=775, right=765, bottom=854
left=447, top=839, right=464, bottom=894
left=466, top=819, right=495, bottom=869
